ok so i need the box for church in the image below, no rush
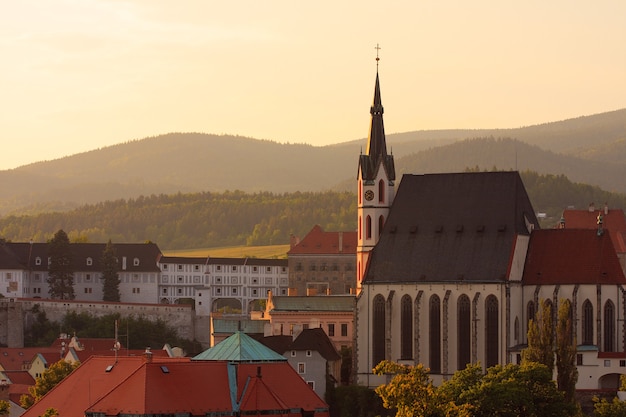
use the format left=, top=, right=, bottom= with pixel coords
left=354, top=65, right=626, bottom=390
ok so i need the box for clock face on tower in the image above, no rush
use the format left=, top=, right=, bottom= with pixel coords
left=364, top=190, right=374, bottom=201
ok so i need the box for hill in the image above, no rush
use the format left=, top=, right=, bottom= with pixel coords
left=0, top=109, right=625, bottom=216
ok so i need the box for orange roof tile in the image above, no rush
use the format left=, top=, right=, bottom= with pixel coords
left=287, top=225, right=356, bottom=255
left=0, top=348, right=58, bottom=371
left=563, top=208, right=626, bottom=252
left=522, top=229, right=626, bottom=285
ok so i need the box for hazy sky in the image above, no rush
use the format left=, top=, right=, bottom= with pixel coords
left=1, top=1, right=625, bottom=170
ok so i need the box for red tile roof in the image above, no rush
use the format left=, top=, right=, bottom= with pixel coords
left=288, top=225, right=356, bottom=255
left=522, top=229, right=626, bottom=285
left=0, top=348, right=58, bottom=371
left=22, top=356, right=329, bottom=417
left=562, top=208, right=626, bottom=252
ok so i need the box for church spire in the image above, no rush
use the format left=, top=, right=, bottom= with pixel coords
left=359, top=56, right=395, bottom=183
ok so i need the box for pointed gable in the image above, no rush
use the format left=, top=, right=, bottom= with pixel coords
left=522, top=229, right=626, bottom=285
left=193, top=331, right=286, bottom=362
left=289, top=328, right=340, bottom=361
left=365, top=171, right=539, bottom=283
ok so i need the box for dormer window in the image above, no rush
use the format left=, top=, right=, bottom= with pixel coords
left=134, top=258, right=140, bottom=266
left=86, top=257, right=93, bottom=266
left=35, top=257, right=41, bottom=266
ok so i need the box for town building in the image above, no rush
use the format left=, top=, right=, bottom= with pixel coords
left=288, top=225, right=357, bottom=296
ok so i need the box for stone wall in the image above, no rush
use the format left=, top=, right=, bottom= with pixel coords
left=0, top=300, right=24, bottom=347
left=18, top=298, right=198, bottom=342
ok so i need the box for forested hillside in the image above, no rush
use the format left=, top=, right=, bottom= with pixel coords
left=1, top=108, right=625, bottom=216
left=0, top=171, right=624, bottom=250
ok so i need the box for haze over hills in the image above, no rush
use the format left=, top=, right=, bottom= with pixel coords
left=1, top=108, right=625, bottom=216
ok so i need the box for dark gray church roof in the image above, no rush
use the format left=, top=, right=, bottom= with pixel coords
left=363, top=171, right=539, bottom=284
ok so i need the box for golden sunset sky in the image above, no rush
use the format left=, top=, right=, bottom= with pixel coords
left=1, top=1, right=625, bottom=170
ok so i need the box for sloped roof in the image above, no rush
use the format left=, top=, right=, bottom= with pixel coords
left=289, top=328, right=341, bottom=361
left=0, top=347, right=59, bottom=371
left=193, top=331, right=286, bottom=362
left=0, top=242, right=162, bottom=272
left=212, top=317, right=267, bottom=334
left=237, top=363, right=329, bottom=415
left=522, top=229, right=626, bottom=285
left=259, top=335, right=294, bottom=355
left=270, top=295, right=355, bottom=312
left=364, top=171, right=539, bottom=284
left=21, top=356, right=187, bottom=417
left=562, top=208, right=626, bottom=252
left=86, top=361, right=232, bottom=416
left=288, top=225, right=357, bottom=255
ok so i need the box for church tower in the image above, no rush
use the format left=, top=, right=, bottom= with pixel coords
left=356, top=58, right=395, bottom=293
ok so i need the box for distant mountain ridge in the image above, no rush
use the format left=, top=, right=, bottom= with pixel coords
left=1, top=108, right=625, bottom=216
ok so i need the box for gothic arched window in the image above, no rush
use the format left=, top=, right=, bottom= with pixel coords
left=485, top=295, right=499, bottom=368
left=358, top=216, right=362, bottom=240
left=373, top=294, right=386, bottom=366
left=429, top=294, right=441, bottom=373
left=604, top=300, right=615, bottom=352
left=457, top=294, right=471, bottom=370
left=582, top=299, right=593, bottom=345
left=401, top=295, right=413, bottom=360
left=366, top=216, right=372, bottom=239
left=378, top=179, right=385, bottom=203
left=378, top=215, right=384, bottom=238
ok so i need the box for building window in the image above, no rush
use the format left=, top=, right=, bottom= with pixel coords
left=216, top=288, right=221, bottom=295
left=307, top=381, right=315, bottom=390
left=373, top=294, right=385, bottom=366
left=252, top=289, right=258, bottom=296
left=401, top=294, right=412, bottom=360
left=35, top=257, right=41, bottom=266
left=604, top=300, right=615, bottom=352
left=341, top=323, right=348, bottom=337
left=291, top=351, right=296, bottom=357
left=232, top=288, right=237, bottom=294
left=132, top=288, right=140, bottom=294
left=84, top=288, right=92, bottom=294
left=298, top=363, right=305, bottom=374
left=378, top=179, right=385, bottom=202
left=266, top=267, right=271, bottom=272
left=178, top=265, right=183, bottom=271
left=133, top=258, right=140, bottom=266
left=86, top=257, right=93, bottom=266
left=85, top=274, right=91, bottom=281
left=485, top=295, right=499, bottom=368
left=458, top=294, right=471, bottom=370
left=194, top=265, right=200, bottom=271
left=177, top=288, right=182, bottom=295
left=177, top=276, right=184, bottom=283
left=366, top=215, right=372, bottom=239
left=162, top=288, right=167, bottom=294
left=328, top=323, right=335, bottom=337
left=577, top=354, right=583, bottom=366
left=429, top=295, right=441, bottom=373
left=216, top=265, right=222, bottom=271
left=163, top=264, right=168, bottom=270
left=232, top=266, right=237, bottom=272
left=582, top=299, right=593, bottom=345
left=306, top=350, right=312, bottom=357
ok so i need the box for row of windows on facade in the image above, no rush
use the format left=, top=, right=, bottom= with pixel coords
left=294, top=263, right=353, bottom=272
left=279, top=323, right=349, bottom=338
left=373, top=293, right=621, bottom=374
left=29, top=257, right=141, bottom=267
left=162, top=264, right=286, bottom=273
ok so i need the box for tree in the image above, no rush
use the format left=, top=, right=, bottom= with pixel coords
left=372, top=360, right=439, bottom=417
left=100, top=239, right=120, bottom=302
left=593, top=397, right=626, bottom=417
left=523, top=298, right=554, bottom=373
left=0, top=401, right=9, bottom=416
left=438, top=362, right=574, bottom=417
left=20, top=360, right=79, bottom=408
left=47, top=229, right=75, bottom=300
left=41, top=408, right=59, bottom=417
left=555, top=299, right=579, bottom=406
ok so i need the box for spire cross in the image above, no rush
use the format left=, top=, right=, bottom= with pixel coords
left=375, top=43, right=381, bottom=68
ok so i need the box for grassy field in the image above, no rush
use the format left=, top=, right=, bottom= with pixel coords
left=162, top=244, right=290, bottom=259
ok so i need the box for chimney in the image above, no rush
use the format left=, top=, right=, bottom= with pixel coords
left=144, top=347, right=153, bottom=363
